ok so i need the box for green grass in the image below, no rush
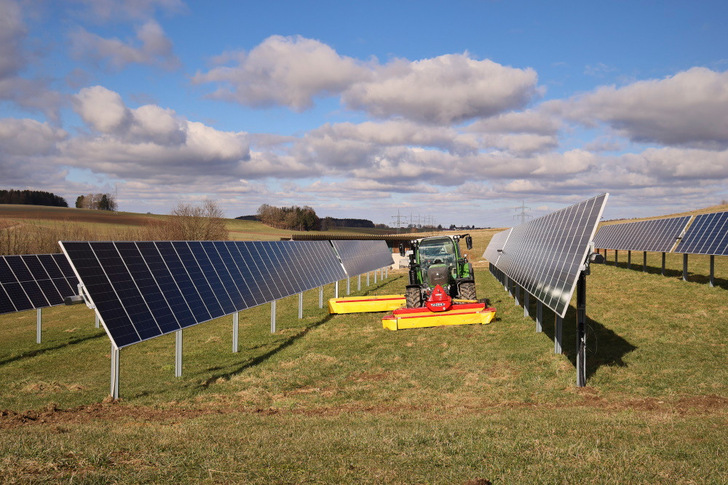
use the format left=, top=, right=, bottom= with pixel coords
left=1, top=260, right=726, bottom=483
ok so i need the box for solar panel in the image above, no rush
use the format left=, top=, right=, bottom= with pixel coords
left=483, top=228, right=512, bottom=265
left=675, top=211, right=728, bottom=255
left=493, top=194, right=608, bottom=318
left=60, top=240, right=349, bottom=348
left=331, top=240, right=393, bottom=277
left=0, top=254, right=80, bottom=315
left=592, top=216, right=690, bottom=253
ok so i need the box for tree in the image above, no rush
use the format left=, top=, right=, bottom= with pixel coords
left=151, top=200, right=228, bottom=240
left=75, top=195, right=85, bottom=208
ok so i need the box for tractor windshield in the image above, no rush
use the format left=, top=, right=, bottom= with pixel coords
left=418, top=237, right=457, bottom=270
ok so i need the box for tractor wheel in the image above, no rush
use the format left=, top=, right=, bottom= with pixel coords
left=459, top=282, right=477, bottom=300
left=406, top=287, right=423, bottom=308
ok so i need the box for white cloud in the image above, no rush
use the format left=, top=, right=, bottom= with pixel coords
left=73, top=85, right=131, bottom=133
left=70, top=20, right=179, bottom=70
left=69, top=0, right=186, bottom=21
left=344, top=54, right=540, bottom=124
left=193, top=35, right=370, bottom=111
left=559, top=67, right=728, bottom=148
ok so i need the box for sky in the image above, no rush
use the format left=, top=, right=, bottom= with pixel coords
left=1, top=0, right=727, bottom=228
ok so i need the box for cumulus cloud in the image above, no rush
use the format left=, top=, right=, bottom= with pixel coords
left=343, top=54, right=539, bottom=124
left=195, top=36, right=540, bottom=123
left=558, top=67, right=728, bottom=148
left=193, top=35, right=370, bottom=111
left=0, top=118, right=68, bottom=186
left=70, top=20, right=179, bottom=70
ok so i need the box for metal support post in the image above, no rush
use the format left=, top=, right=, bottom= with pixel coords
left=643, top=251, right=647, bottom=272
left=95, top=313, right=100, bottom=329
left=36, top=308, right=42, bottom=344
left=319, top=287, right=323, bottom=309
left=504, top=274, right=509, bottom=292
left=615, top=249, right=618, bottom=266
left=110, top=344, right=120, bottom=400
left=523, top=291, right=530, bottom=318
left=374, top=269, right=378, bottom=284
left=683, top=254, right=689, bottom=282
left=347, top=277, right=350, bottom=295
left=514, top=285, right=521, bottom=307
left=385, top=267, right=388, bottom=279
left=175, top=330, right=183, bottom=378
left=576, top=271, right=587, bottom=387
left=357, top=274, right=361, bottom=291
left=270, top=300, right=277, bottom=333
left=710, top=255, right=715, bottom=287
left=232, top=312, right=239, bottom=353
left=554, top=314, right=563, bottom=355
left=335, top=280, right=339, bottom=298
left=661, top=252, right=666, bottom=276
left=627, top=250, right=631, bottom=269
left=298, top=292, right=303, bottom=319
left=536, top=301, right=543, bottom=333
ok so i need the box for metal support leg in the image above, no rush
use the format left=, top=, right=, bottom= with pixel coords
left=36, top=308, right=42, bottom=344
left=627, top=250, right=631, bottom=269
left=298, top=292, right=303, bottom=319
left=347, top=277, right=350, bottom=295
left=523, top=291, right=530, bottom=318
left=576, top=271, right=587, bottom=387
left=232, top=312, right=239, bottom=353
left=615, top=250, right=618, bottom=266
left=175, top=330, right=183, bottom=378
left=514, top=285, right=521, bottom=307
left=357, top=274, right=361, bottom=291
left=555, top=314, right=563, bottom=355
left=643, top=251, right=647, bottom=272
left=110, top=344, right=120, bottom=400
left=536, top=301, right=543, bottom=333
left=374, top=269, right=378, bottom=284
left=385, top=267, right=388, bottom=279
left=335, top=281, right=339, bottom=298
left=661, top=252, right=666, bottom=276
left=710, top=255, right=715, bottom=287
left=95, top=313, right=100, bottom=329
left=683, top=254, right=689, bottom=282
left=367, top=272, right=370, bottom=286
left=270, top=300, right=277, bottom=333
left=319, top=286, right=323, bottom=309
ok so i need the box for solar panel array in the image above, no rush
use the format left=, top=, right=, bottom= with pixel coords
left=0, top=254, right=79, bottom=315
left=331, top=239, right=393, bottom=277
left=592, top=216, right=691, bottom=253
left=483, top=228, right=511, bottom=265
left=675, top=211, right=728, bottom=255
left=61, top=240, right=349, bottom=348
left=485, top=194, right=608, bottom=318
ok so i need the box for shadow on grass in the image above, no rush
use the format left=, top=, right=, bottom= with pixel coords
left=197, top=313, right=337, bottom=390
left=608, top=260, right=728, bottom=291
left=523, top=296, right=637, bottom=380
left=0, top=331, right=107, bottom=367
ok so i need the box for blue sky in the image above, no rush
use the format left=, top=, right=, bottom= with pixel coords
left=1, top=0, right=727, bottom=227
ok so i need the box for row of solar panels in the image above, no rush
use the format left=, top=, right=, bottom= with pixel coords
left=1, top=239, right=393, bottom=349
left=484, top=194, right=609, bottom=319
left=593, top=211, right=728, bottom=255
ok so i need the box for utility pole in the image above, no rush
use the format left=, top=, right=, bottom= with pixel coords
left=514, top=201, right=532, bottom=225
left=391, top=210, right=407, bottom=233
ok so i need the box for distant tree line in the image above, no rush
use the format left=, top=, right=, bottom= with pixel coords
left=0, top=189, right=68, bottom=207
left=256, top=204, right=321, bottom=231
left=75, top=193, right=117, bottom=211
left=320, top=217, right=374, bottom=230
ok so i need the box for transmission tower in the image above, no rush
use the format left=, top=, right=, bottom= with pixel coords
left=513, top=201, right=532, bottom=225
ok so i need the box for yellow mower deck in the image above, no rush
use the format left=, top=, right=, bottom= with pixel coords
left=328, top=295, right=406, bottom=314
left=382, top=303, right=496, bottom=331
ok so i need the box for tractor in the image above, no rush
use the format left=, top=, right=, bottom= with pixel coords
left=399, top=234, right=476, bottom=308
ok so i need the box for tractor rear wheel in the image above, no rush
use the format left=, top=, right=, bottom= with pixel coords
left=459, top=282, right=477, bottom=300
left=406, top=286, right=423, bottom=308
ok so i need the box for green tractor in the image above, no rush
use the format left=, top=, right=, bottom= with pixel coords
left=399, top=234, right=476, bottom=308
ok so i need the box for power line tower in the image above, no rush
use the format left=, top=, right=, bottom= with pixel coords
left=513, top=201, right=532, bottom=225
left=391, top=210, right=407, bottom=233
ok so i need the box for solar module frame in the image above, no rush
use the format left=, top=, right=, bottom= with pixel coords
left=331, top=239, right=393, bottom=277
left=592, top=216, right=691, bottom=253
left=675, top=211, right=728, bottom=255
left=0, top=254, right=80, bottom=315
left=492, top=194, right=608, bottom=318
left=60, top=240, right=350, bottom=348
left=483, top=228, right=512, bottom=265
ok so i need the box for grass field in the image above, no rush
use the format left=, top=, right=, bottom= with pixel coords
left=0, top=205, right=726, bottom=483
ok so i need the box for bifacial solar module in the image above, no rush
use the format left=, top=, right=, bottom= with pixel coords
left=331, top=240, right=393, bottom=276
left=483, top=228, right=512, bottom=265
left=0, top=254, right=79, bottom=315
left=60, top=240, right=349, bottom=348
left=675, top=211, right=728, bottom=255
left=592, top=216, right=690, bottom=253
left=493, top=194, right=608, bottom=318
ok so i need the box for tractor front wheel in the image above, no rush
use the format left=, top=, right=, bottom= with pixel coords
left=406, top=286, right=423, bottom=308
left=459, top=281, right=477, bottom=300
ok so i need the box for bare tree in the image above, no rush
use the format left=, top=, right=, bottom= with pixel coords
left=145, top=200, right=229, bottom=240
